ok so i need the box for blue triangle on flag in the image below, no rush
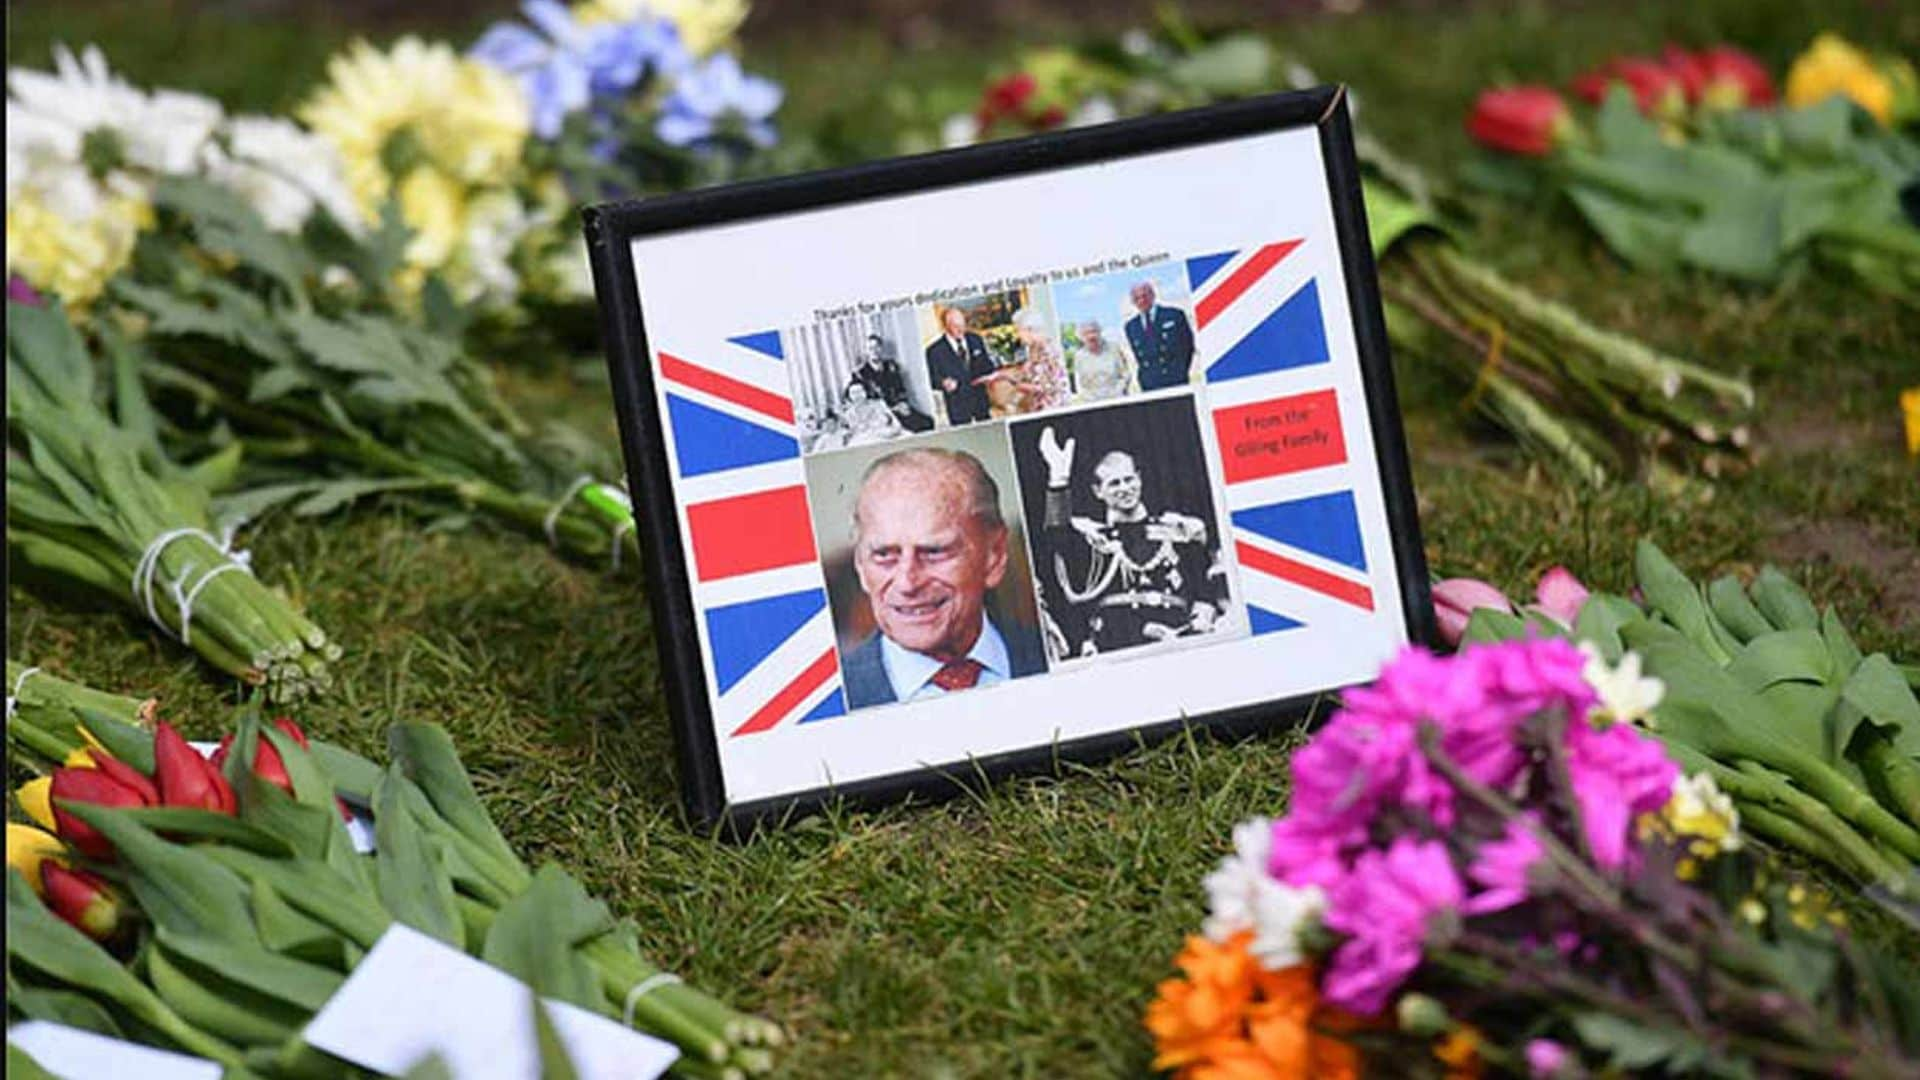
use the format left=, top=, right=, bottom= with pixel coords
left=798, top=688, right=847, bottom=724
left=666, top=393, right=798, bottom=477
left=1205, top=279, right=1330, bottom=384
left=1249, top=606, right=1305, bottom=635
left=728, top=330, right=784, bottom=360
left=1232, top=491, right=1367, bottom=572
left=704, top=589, right=826, bottom=694
left=1186, top=250, right=1237, bottom=292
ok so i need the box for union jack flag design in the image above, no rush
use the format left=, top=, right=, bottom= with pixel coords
left=658, top=332, right=846, bottom=738
left=1186, top=241, right=1374, bottom=635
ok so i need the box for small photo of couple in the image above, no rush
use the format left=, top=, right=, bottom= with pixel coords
left=1050, top=261, right=1200, bottom=404
left=783, top=311, right=938, bottom=454
left=917, top=287, right=1068, bottom=428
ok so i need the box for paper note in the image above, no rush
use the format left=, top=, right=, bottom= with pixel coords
left=7, top=1021, right=222, bottom=1080
left=304, top=924, right=679, bottom=1079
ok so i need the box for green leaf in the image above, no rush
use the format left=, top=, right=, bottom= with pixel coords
left=532, top=998, right=583, bottom=1080
left=1843, top=655, right=1920, bottom=757
left=197, top=846, right=392, bottom=950
left=1750, top=566, right=1819, bottom=630
left=389, top=722, right=527, bottom=886
left=7, top=1042, right=60, bottom=1080
left=1166, top=34, right=1273, bottom=96
left=1564, top=184, right=1686, bottom=270
left=118, top=806, right=295, bottom=856
left=1727, top=629, right=1835, bottom=691
left=1680, top=187, right=1787, bottom=281
left=1707, top=576, right=1773, bottom=643
left=1822, top=606, right=1865, bottom=674
left=1572, top=1010, right=1711, bottom=1070
left=153, top=176, right=311, bottom=299
left=155, top=928, right=345, bottom=1013
left=373, top=766, right=463, bottom=947
left=309, top=739, right=383, bottom=805
left=6, top=981, right=126, bottom=1038
left=73, top=706, right=156, bottom=774
left=55, top=803, right=259, bottom=945
left=1635, top=541, right=1731, bottom=663
left=1460, top=607, right=1529, bottom=645
left=249, top=878, right=346, bottom=967
left=481, top=865, right=614, bottom=1013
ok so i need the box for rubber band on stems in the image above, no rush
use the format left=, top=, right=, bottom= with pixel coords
left=130, top=524, right=253, bottom=643
left=622, top=973, right=683, bottom=1027
left=1459, top=313, right=1507, bottom=414
left=6, top=666, right=42, bottom=720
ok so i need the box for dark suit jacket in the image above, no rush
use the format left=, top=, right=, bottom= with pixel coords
left=841, top=615, right=1048, bottom=709
left=924, top=331, right=995, bottom=425
left=1124, top=305, right=1196, bottom=391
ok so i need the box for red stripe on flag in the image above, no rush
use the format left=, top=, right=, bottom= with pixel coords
left=659, top=352, right=795, bottom=425
left=731, top=647, right=838, bottom=736
left=1235, top=540, right=1374, bottom=612
left=1195, top=239, right=1302, bottom=329
left=686, top=486, right=817, bottom=581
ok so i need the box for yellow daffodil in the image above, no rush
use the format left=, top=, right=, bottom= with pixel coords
left=16, top=776, right=58, bottom=832
left=4, top=190, right=152, bottom=307
left=1785, top=34, right=1893, bottom=125
left=7, top=822, right=67, bottom=894
left=575, top=0, right=748, bottom=57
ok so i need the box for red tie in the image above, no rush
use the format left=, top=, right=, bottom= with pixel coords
left=930, top=658, right=984, bottom=691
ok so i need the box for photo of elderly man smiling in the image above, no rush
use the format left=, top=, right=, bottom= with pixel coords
left=806, top=435, right=1049, bottom=711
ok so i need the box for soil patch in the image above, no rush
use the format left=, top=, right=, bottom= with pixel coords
left=1766, top=520, right=1920, bottom=632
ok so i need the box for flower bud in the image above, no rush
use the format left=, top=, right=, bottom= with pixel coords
left=1697, top=46, right=1775, bottom=108
left=1431, top=577, right=1514, bottom=647
left=49, top=764, right=154, bottom=858
left=1572, top=56, right=1687, bottom=119
left=1534, top=566, right=1590, bottom=626
left=1465, top=86, right=1575, bottom=157
left=1396, top=992, right=1451, bottom=1037
left=16, top=776, right=57, bottom=832
left=153, top=720, right=237, bottom=814
left=7, top=822, right=66, bottom=894
left=42, top=863, right=126, bottom=942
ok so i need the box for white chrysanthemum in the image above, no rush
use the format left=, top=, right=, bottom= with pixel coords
left=460, top=188, right=532, bottom=304
left=1580, top=643, right=1665, bottom=726
left=1201, top=816, right=1325, bottom=970
left=939, top=112, right=977, bottom=149
left=8, top=45, right=220, bottom=178
left=200, top=115, right=361, bottom=233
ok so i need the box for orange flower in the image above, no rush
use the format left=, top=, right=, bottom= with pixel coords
left=1435, top=1025, right=1485, bottom=1079
left=1146, top=933, right=1362, bottom=1080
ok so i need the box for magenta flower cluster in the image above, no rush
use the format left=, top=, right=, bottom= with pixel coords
left=1265, top=638, right=1678, bottom=1015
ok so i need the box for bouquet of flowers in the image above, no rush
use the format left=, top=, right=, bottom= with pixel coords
left=1147, top=638, right=1920, bottom=1077
left=1464, top=36, right=1920, bottom=301
left=1440, top=543, right=1920, bottom=901
left=7, top=299, right=341, bottom=701
left=6, top=677, right=781, bottom=1076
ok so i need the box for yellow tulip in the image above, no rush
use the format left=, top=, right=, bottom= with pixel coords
left=1902, top=387, right=1920, bottom=457
left=1785, top=34, right=1893, bottom=125
left=16, top=775, right=57, bottom=831
left=63, top=747, right=98, bottom=769
left=7, top=822, right=67, bottom=894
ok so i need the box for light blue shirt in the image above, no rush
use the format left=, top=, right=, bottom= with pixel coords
left=879, top=616, right=1011, bottom=702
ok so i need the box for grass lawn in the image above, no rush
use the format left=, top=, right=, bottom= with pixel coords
left=8, top=0, right=1920, bottom=1074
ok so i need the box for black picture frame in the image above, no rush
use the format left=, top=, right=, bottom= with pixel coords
left=584, top=85, right=1435, bottom=833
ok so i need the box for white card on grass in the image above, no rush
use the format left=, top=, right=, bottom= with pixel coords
left=303, top=924, right=679, bottom=1079
left=7, top=1021, right=223, bottom=1080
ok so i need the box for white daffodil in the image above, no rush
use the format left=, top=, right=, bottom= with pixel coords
left=1580, top=643, right=1665, bottom=726
left=201, top=115, right=361, bottom=233
left=1201, top=816, right=1325, bottom=970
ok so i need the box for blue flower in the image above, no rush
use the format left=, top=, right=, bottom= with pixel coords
left=471, top=0, right=687, bottom=139
left=656, top=53, right=782, bottom=149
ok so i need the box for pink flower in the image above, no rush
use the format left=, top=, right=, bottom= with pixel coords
left=1466, top=86, right=1575, bottom=156
left=1322, top=838, right=1464, bottom=1015
left=1463, top=816, right=1545, bottom=914
left=7, top=275, right=45, bottom=307
left=1431, top=578, right=1512, bottom=648
left=1527, top=1038, right=1572, bottom=1077
left=1566, top=719, right=1679, bottom=871
left=1534, top=566, right=1589, bottom=626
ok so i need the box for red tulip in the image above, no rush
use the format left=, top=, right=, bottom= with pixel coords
left=42, top=863, right=127, bottom=942
left=1698, top=46, right=1775, bottom=107
left=1466, top=86, right=1575, bottom=156
left=153, top=721, right=237, bottom=814
left=49, top=765, right=154, bottom=858
left=209, top=717, right=350, bottom=820
left=1572, top=56, right=1687, bottom=117
left=1661, top=45, right=1709, bottom=102
left=1432, top=578, right=1515, bottom=648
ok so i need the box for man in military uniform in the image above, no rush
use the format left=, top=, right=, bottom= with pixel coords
left=850, top=333, right=932, bottom=433
left=1034, top=425, right=1229, bottom=659
left=1123, top=281, right=1197, bottom=391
